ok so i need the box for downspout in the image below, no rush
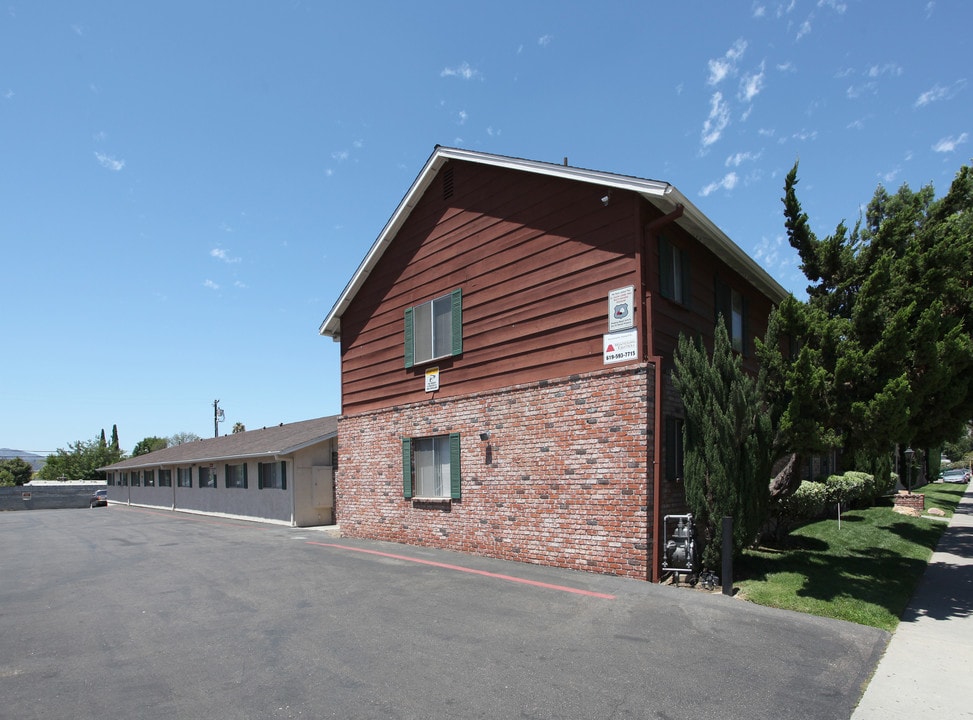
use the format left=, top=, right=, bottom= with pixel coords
left=643, top=203, right=684, bottom=582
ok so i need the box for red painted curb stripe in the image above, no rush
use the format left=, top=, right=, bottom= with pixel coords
left=306, top=541, right=616, bottom=600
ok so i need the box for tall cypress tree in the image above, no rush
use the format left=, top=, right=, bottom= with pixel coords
left=673, top=320, right=773, bottom=569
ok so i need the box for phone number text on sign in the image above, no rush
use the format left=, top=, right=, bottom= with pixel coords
left=603, top=329, right=638, bottom=364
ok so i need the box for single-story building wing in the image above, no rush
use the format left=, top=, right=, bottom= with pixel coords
left=99, top=416, right=337, bottom=527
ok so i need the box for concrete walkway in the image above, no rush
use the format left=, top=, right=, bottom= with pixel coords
left=852, top=480, right=973, bottom=719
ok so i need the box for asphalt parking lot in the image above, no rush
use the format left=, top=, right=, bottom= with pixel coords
left=0, top=506, right=888, bottom=720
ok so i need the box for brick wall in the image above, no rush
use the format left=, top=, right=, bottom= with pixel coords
left=337, top=364, right=655, bottom=579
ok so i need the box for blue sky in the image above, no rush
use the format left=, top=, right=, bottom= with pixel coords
left=2, top=1, right=969, bottom=455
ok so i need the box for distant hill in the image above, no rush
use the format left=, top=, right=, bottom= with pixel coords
left=0, top=448, right=46, bottom=472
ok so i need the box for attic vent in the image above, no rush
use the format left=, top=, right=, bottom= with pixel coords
left=442, top=165, right=454, bottom=201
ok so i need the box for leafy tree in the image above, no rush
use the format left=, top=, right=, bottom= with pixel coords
left=762, top=162, right=973, bottom=489
left=110, top=424, right=120, bottom=452
left=232, top=422, right=246, bottom=434
left=0, top=457, right=34, bottom=486
left=168, top=431, right=202, bottom=446
left=132, top=437, right=168, bottom=456
left=37, top=436, right=124, bottom=481
left=672, top=319, right=774, bottom=569
left=99, top=428, right=107, bottom=447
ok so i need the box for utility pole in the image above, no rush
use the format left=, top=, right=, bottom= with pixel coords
left=213, top=399, right=225, bottom=438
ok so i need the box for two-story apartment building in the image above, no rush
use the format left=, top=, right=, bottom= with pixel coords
left=320, top=147, right=787, bottom=581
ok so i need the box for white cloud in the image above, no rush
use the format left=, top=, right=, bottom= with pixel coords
left=818, top=0, right=847, bottom=13
left=487, top=126, right=500, bottom=137
left=795, top=20, right=811, bottom=40
left=331, top=150, right=349, bottom=162
left=203, top=279, right=220, bottom=290
left=752, top=4, right=766, bottom=18
left=440, top=62, right=480, bottom=80
left=701, top=92, right=730, bottom=148
left=880, top=167, right=901, bottom=183
left=233, top=280, right=248, bottom=289
left=457, top=110, right=468, bottom=125
left=726, top=151, right=761, bottom=167
left=538, top=34, right=553, bottom=48
left=700, top=172, right=739, bottom=197
left=846, top=81, right=877, bottom=99
left=707, top=39, right=747, bottom=86
left=932, top=133, right=968, bottom=153
left=753, top=234, right=784, bottom=268
left=740, top=61, right=766, bottom=102
left=913, top=81, right=967, bottom=108
left=210, top=248, right=241, bottom=264
left=867, top=63, right=902, bottom=78
left=4, top=89, right=14, bottom=100
left=94, top=152, right=124, bottom=171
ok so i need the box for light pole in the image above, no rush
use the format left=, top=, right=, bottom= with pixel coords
left=904, top=446, right=915, bottom=493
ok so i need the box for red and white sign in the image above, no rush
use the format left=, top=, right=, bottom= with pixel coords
left=603, top=328, right=638, bottom=364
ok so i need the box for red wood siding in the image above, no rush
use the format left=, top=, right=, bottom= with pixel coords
left=646, top=221, right=774, bottom=375
left=339, top=160, right=643, bottom=414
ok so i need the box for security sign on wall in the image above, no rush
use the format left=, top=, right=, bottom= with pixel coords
left=603, top=328, right=638, bottom=365
left=608, top=285, right=635, bottom=333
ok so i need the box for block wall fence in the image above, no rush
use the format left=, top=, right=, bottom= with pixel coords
left=337, top=363, right=688, bottom=580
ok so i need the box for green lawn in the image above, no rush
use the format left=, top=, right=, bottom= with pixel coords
left=735, top=482, right=967, bottom=631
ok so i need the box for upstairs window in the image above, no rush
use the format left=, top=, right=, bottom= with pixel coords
left=659, top=236, right=691, bottom=307
left=402, top=433, right=461, bottom=500
left=715, top=278, right=749, bottom=354
left=404, top=289, right=463, bottom=368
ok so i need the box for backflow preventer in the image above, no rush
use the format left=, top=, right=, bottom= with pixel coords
left=662, top=513, right=720, bottom=589
left=662, top=514, right=696, bottom=577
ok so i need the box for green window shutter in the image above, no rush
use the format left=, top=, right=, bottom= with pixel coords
left=659, top=237, right=673, bottom=299
left=257, top=463, right=264, bottom=489
left=280, top=461, right=287, bottom=491
left=742, top=295, right=750, bottom=356
left=402, top=438, right=413, bottom=499
left=450, top=288, right=463, bottom=356
left=665, top=417, right=677, bottom=481
left=404, top=307, right=415, bottom=369
left=224, top=464, right=230, bottom=488
left=680, top=251, right=692, bottom=309
left=714, top=276, right=730, bottom=332
left=243, top=463, right=248, bottom=489
left=449, top=432, right=461, bottom=500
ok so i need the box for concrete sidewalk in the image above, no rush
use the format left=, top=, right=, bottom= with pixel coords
left=852, top=480, right=973, bottom=719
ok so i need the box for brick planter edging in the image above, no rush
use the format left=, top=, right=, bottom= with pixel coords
left=893, top=492, right=925, bottom=512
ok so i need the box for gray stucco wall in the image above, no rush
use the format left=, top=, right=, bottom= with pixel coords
left=108, top=439, right=336, bottom=526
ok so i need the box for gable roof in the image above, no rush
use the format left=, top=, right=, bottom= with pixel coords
left=99, top=415, right=338, bottom=471
left=319, top=146, right=788, bottom=340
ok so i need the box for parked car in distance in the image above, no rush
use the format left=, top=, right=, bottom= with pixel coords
left=940, top=469, right=971, bottom=484
left=89, top=489, right=108, bottom=507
